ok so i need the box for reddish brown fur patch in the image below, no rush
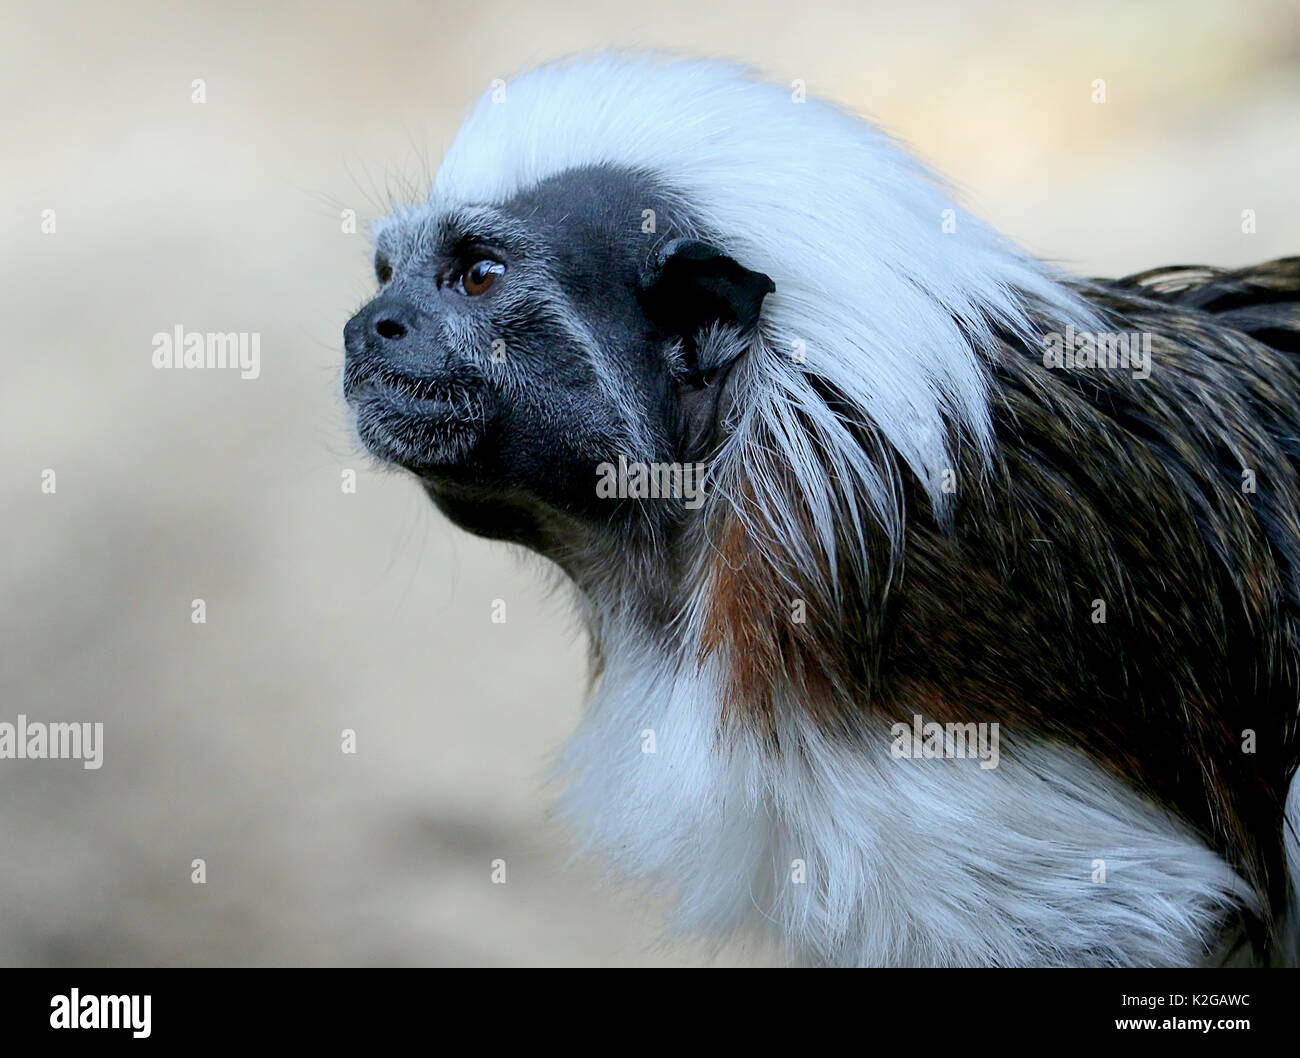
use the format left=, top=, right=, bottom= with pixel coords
left=697, top=465, right=846, bottom=739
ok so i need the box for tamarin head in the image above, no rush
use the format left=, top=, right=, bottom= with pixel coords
left=343, top=52, right=1080, bottom=583
left=343, top=161, right=772, bottom=553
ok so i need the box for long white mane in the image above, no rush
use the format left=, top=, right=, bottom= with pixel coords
left=432, top=53, right=1091, bottom=556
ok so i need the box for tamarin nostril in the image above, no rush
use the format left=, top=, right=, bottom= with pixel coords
left=374, top=318, right=406, bottom=341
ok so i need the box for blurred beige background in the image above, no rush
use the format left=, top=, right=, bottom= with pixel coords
left=2, top=0, right=1298, bottom=966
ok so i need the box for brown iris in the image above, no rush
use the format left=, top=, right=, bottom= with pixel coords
left=462, top=258, right=504, bottom=296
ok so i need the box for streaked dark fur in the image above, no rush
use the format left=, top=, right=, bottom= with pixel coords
left=707, top=259, right=1300, bottom=962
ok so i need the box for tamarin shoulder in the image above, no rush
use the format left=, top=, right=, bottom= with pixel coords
left=885, top=258, right=1300, bottom=928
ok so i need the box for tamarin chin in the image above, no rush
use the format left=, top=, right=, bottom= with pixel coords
left=342, top=53, right=1300, bottom=967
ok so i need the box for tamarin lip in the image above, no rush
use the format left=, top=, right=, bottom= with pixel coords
left=345, top=360, right=484, bottom=413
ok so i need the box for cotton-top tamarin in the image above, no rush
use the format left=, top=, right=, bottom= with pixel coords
left=342, top=53, right=1300, bottom=967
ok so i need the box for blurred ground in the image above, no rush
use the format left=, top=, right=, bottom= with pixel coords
left=1, top=0, right=1298, bottom=966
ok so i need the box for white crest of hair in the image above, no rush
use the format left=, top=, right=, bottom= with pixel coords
left=431, top=54, right=1247, bottom=964
left=433, top=51, right=1097, bottom=546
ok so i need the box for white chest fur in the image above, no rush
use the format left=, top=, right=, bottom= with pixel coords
left=557, top=642, right=1251, bottom=966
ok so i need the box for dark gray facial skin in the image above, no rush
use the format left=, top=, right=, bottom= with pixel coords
left=342, top=165, right=773, bottom=558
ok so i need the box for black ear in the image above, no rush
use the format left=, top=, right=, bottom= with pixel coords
left=640, top=240, right=773, bottom=462
left=639, top=238, right=774, bottom=375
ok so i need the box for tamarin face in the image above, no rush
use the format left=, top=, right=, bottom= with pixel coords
left=343, top=165, right=772, bottom=551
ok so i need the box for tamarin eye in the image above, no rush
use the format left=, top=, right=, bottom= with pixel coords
left=462, top=258, right=505, bottom=296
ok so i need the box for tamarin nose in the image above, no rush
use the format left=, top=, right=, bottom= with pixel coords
left=368, top=296, right=418, bottom=342
left=344, top=293, right=450, bottom=382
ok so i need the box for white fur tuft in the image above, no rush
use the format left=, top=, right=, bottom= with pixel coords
left=558, top=626, right=1251, bottom=966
